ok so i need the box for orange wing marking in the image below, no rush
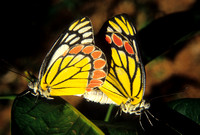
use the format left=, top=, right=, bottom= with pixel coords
left=105, top=35, right=112, bottom=44
left=91, top=51, right=102, bottom=59
left=82, top=45, right=95, bottom=54
left=112, top=34, right=123, bottom=47
left=94, top=59, right=106, bottom=69
left=69, top=45, right=84, bottom=54
left=87, top=80, right=103, bottom=89
left=124, top=41, right=134, bottom=55
left=92, top=70, right=107, bottom=79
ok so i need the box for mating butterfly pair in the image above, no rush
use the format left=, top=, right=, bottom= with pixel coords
left=28, top=14, right=150, bottom=115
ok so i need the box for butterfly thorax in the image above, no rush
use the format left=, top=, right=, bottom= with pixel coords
left=28, top=81, right=52, bottom=99
left=121, top=99, right=150, bottom=115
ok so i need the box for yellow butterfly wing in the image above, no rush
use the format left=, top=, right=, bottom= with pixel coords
left=40, top=44, right=107, bottom=96
left=37, top=17, right=107, bottom=97
left=99, top=14, right=145, bottom=106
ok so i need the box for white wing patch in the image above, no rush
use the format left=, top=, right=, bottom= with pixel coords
left=65, top=34, right=76, bottom=43
left=81, top=39, right=93, bottom=44
left=83, top=32, right=92, bottom=38
left=107, top=26, right=114, bottom=32
left=78, top=26, right=92, bottom=34
left=47, top=45, right=69, bottom=71
left=69, top=37, right=80, bottom=45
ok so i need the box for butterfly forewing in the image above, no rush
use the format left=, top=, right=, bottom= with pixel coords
left=38, top=17, right=94, bottom=80
left=99, top=14, right=145, bottom=106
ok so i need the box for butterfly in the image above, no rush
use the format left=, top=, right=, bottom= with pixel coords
left=84, top=14, right=150, bottom=115
left=28, top=17, right=108, bottom=99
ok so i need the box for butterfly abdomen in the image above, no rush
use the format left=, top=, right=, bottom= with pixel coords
left=83, top=89, right=116, bottom=104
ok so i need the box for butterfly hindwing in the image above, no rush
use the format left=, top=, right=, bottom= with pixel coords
left=99, top=14, right=145, bottom=106
left=40, top=44, right=107, bottom=96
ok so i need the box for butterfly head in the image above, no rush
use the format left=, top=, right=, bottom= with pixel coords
left=28, top=81, right=52, bottom=99
left=121, top=99, right=150, bottom=115
left=28, top=81, right=38, bottom=94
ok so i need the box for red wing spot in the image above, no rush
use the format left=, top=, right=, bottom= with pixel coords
left=69, top=45, right=84, bottom=54
left=86, top=88, right=92, bottom=92
left=82, top=46, right=95, bottom=54
left=124, top=41, right=134, bottom=54
left=87, top=80, right=103, bottom=88
left=92, top=70, right=106, bottom=79
left=91, top=51, right=102, bottom=59
left=94, top=59, right=106, bottom=69
left=112, top=34, right=123, bottom=47
left=90, top=80, right=103, bottom=84
left=105, top=35, right=112, bottom=44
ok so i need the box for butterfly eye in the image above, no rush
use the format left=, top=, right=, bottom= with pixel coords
left=28, top=82, right=34, bottom=89
left=144, top=102, right=150, bottom=109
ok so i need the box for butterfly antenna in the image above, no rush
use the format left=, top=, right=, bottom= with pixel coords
left=120, top=108, right=123, bottom=116
left=18, top=90, right=31, bottom=98
left=144, top=111, right=153, bottom=126
left=10, top=68, right=32, bottom=82
left=35, top=94, right=39, bottom=103
left=149, top=91, right=185, bottom=103
left=114, top=109, right=119, bottom=118
left=0, top=59, right=33, bottom=82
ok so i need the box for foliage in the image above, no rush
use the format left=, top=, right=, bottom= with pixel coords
left=11, top=93, right=200, bottom=135
left=168, top=98, right=200, bottom=125
left=12, top=93, right=104, bottom=135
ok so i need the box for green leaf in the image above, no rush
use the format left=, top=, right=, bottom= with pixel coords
left=168, top=98, right=200, bottom=124
left=138, top=9, right=200, bottom=64
left=11, top=92, right=104, bottom=135
left=94, top=121, right=138, bottom=135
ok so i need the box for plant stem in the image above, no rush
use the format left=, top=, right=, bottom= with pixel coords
left=104, top=104, right=115, bottom=122
left=0, top=95, right=16, bottom=100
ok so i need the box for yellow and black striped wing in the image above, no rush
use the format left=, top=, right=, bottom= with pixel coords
left=38, top=17, right=108, bottom=96
left=39, top=17, right=95, bottom=80
left=99, top=14, right=145, bottom=105
left=40, top=44, right=107, bottom=96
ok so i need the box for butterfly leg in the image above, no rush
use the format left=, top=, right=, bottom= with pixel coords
left=139, top=114, right=145, bottom=131
left=18, top=90, right=31, bottom=97
left=144, top=111, right=153, bottom=126
left=146, top=110, right=159, bottom=121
